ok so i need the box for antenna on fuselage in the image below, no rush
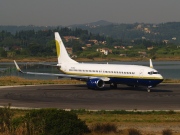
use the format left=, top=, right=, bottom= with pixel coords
left=150, top=59, right=153, bottom=68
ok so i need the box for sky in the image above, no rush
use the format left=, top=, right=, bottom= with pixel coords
left=0, top=0, right=180, bottom=26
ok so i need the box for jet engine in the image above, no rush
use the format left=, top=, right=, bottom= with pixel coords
left=86, top=78, right=105, bottom=89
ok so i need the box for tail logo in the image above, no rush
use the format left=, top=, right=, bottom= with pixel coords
left=55, top=40, right=60, bottom=57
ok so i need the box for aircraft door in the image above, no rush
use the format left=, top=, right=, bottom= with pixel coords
left=139, top=69, right=144, bottom=78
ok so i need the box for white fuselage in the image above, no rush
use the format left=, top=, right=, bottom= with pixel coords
left=60, top=63, right=163, bottom=80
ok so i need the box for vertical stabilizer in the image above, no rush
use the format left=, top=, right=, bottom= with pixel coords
left=55, top=32, right=78, bottom=64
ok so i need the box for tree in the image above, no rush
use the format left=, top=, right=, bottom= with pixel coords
left=0, top=104, right=13, bottom=133
left=23, top=109, right=90, bottom=135
left=0, top=47, right=7, bottom=57
left=28, top=43, right=44, bottom=56
left=71, top=40, right=83, bottom=53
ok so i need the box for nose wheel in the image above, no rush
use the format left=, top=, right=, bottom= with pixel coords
left=147, top=86, right=152, bottom=92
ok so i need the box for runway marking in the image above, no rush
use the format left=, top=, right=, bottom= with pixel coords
left=0, top=84, right=80, bottom=89
left=0, top=106, right=180, bottom=112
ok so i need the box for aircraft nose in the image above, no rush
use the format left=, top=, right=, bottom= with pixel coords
left=159, top=74, right=164, bottom=83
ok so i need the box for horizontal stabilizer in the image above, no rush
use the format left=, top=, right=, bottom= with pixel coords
left=38, top=62, right=61, bottom=68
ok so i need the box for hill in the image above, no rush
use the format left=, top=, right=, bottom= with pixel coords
left=1, top=21, right=180, bottom=43
left=0, top=25, right=59, bottom=34
left=70, top=21, right=180, bottom=43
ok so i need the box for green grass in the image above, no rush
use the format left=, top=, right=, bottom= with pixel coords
left=0, top=76, right=85, bottom=86
left=1, top=106, right=180, bottom=135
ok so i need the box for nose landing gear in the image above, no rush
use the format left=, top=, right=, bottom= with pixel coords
left=147, top=86, right=152, bottom=92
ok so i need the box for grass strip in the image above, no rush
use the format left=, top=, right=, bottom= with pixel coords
left=0, top=76, right=84, bottom=86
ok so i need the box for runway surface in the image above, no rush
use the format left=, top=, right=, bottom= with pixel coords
left=0, top=84, right=180, bottom=110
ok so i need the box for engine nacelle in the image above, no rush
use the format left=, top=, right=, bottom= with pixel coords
left=86, top=78, right=105, bottom=89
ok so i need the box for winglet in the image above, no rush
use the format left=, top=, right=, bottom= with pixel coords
left=14, top=60, right=22, bottom=72
left=150, top=59, right=153, bottom=68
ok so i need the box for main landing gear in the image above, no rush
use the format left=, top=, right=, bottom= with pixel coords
left=110, top=83, right=117, bottom=89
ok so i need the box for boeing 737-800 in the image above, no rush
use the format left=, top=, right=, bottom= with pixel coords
left=14, top=32, right=163, bottom=92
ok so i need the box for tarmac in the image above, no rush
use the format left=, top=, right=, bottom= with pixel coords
left=0, top=84, right=180, bottom=110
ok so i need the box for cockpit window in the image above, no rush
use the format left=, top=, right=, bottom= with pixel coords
left=153, top=72, right=159, bottom=74
left=148, top=71, right=153, bottom=75
left=148, top=71, right=159, bottom=75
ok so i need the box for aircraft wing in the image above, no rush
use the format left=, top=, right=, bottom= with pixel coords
left=14, top=60, right=109, bottom=81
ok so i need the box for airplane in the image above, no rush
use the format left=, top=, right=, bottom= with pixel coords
left=14, top=32, right=163, bottom=92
